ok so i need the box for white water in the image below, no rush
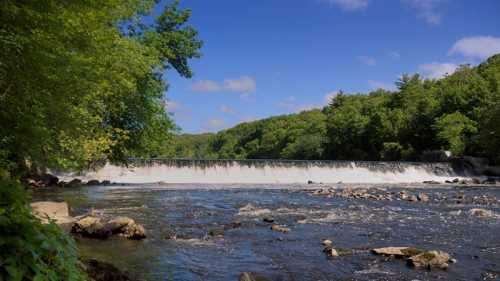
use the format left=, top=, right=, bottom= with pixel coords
left=54, top=159, right=462, bottom=184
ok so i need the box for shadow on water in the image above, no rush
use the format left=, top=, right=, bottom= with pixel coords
left=33, top=184, right=500, bottom=281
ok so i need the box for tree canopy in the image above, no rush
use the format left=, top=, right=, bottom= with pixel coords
left=0, top=0, right=202, bottom=175
left=173, top=54, right=500, bottom=165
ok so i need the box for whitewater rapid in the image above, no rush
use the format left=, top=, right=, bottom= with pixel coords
left=53, top=159, right=463, bottom=184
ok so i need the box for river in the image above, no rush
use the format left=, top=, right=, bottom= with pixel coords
left=33, top=183, right=500, bottom=281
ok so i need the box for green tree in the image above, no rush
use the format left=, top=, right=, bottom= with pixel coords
left=433, top=112, right=478, bottom=156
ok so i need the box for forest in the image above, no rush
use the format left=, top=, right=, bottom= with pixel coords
left=173, top=55, right=500, bottom=165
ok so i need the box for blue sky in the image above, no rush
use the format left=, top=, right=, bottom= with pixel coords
left=161, top=0, right=500, bottom=133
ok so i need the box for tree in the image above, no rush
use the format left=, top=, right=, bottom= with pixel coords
left=433, top=112, right=477, bottom=156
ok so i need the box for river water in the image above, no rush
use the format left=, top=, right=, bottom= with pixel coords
left=33, top=184, right=500, bottom=281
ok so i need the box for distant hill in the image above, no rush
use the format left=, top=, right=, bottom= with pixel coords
left=172, top=54, right=500, bottom=164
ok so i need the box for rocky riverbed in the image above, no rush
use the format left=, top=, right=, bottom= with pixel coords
left=32, top=183, right=500, bottom=281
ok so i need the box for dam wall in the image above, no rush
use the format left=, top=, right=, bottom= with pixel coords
left=53, top=159, right=464, bottom=184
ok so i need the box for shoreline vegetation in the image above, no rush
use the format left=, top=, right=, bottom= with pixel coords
left=1, top=0, right=201, bottom=280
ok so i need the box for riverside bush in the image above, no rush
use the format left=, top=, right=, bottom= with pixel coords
left=0, top=177, right=88, bottom=281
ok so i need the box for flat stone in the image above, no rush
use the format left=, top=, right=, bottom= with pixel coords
left=270, top=224, right=290, bottom=233
left=30, top=201, right=75, bottom=225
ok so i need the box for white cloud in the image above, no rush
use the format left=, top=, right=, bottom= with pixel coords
left=223, top=76, right=256, bottom=93
left=324, top=91, right=339, bottom=104
left=190, top=76, right=256, bottom=94
left=219, top=105, right=236, bottom=114
left=277, top=96, right=297, bottom=108
left=368, top=80, right=397, bottom=91
left=388, top=51, right=401, bottom=60
left=190, top=80, right=222, bottom=92
left=322, top=0, right=369, bottom=11
left=203, top=119, right=225, bottom=131
left=357, top=56, right=377, bottom=66
left=449, top=36, right=500, bottom=60
left=402, top=0, right=446, bottom=25
left=418, top=62, right=458, bottom=79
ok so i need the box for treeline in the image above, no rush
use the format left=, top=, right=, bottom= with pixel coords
left=173, top=55, right=500, bottom=164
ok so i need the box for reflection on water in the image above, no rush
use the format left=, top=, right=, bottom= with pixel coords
left=33, top=184, right=500, bottom=281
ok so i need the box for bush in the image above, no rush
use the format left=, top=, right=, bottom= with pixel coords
left=0, top=177, right=88, bottom=281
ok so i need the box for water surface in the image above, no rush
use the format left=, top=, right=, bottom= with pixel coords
left=33, top=184, right=500, bottom=281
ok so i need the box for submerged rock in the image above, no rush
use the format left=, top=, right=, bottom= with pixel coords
left=83, top=259, right=142, bottom=281
left=30, top=201, right=75, bottom=225
left=238, top=204, right=271, bottom=216
left=239, top=272, right=269, bottom=281
left=270, top=224, right=290, bottom=233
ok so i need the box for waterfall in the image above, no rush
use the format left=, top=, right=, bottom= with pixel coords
left=53, top=159, right=464, bottom=184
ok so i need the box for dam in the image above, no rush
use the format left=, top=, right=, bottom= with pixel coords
left=54, top=158, right=465, bottom=184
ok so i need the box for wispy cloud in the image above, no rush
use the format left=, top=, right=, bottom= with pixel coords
left=402, top=0, right=447, bottom=25
left=219, top=105, right=237, bottom=114
left=190, top=80, right=222, bottom=92
left=418, top=62, right=458, bottom=79
left=357, top=56, right=377, bottom=66
left=449, top=36, right=500, bottom=60
left=368, top=80, right=397, bottom=91
left=321, top=0, right=369, bottom=11
left=190, top=76, right=256, bottom=94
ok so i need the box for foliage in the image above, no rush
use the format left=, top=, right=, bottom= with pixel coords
left=0, top=177, right=87, bottom=280
left=0, top=0, right=201, bottom=173
left=173, top=54, right=500, bottom=164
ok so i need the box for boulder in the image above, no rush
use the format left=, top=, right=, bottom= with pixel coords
left=22, top=173, right=59, bottom=188
left=72, top=216, right=111, bottom=239
left=106, top=216, right=146, bottom=239
left=407, top=250, right=452, bottom=270
left=66, top=178, right=82, bottom=187
left=86, top=179, right=101, bottom=186
left=417, top=193, right=430, bottom=202
left=262, top=217, right=275, bottom=223
left=323, top=246, right=339, bottom=257
left=270, top=224, right=290, bottom=233
left=322, top=239, right=333, bottom=247
left=468, top=208, right=494, bottom=218
left=30, top=201, right=75, bottom=225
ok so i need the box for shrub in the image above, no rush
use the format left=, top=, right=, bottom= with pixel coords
left=0, top=177, right=88, bottom=281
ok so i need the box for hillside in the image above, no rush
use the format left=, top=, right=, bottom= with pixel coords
left=173, top=54, right=500, bottom=164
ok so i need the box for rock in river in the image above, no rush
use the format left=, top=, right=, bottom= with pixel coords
left=83, top=259, right=142, bottom=281
left=407, top=250, right=452, bottom=270
left=270, top=224, right=290, bottom=233
left=30, top=201, right=75, bottom=225
left=72, top=215, right=146, bottom=240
